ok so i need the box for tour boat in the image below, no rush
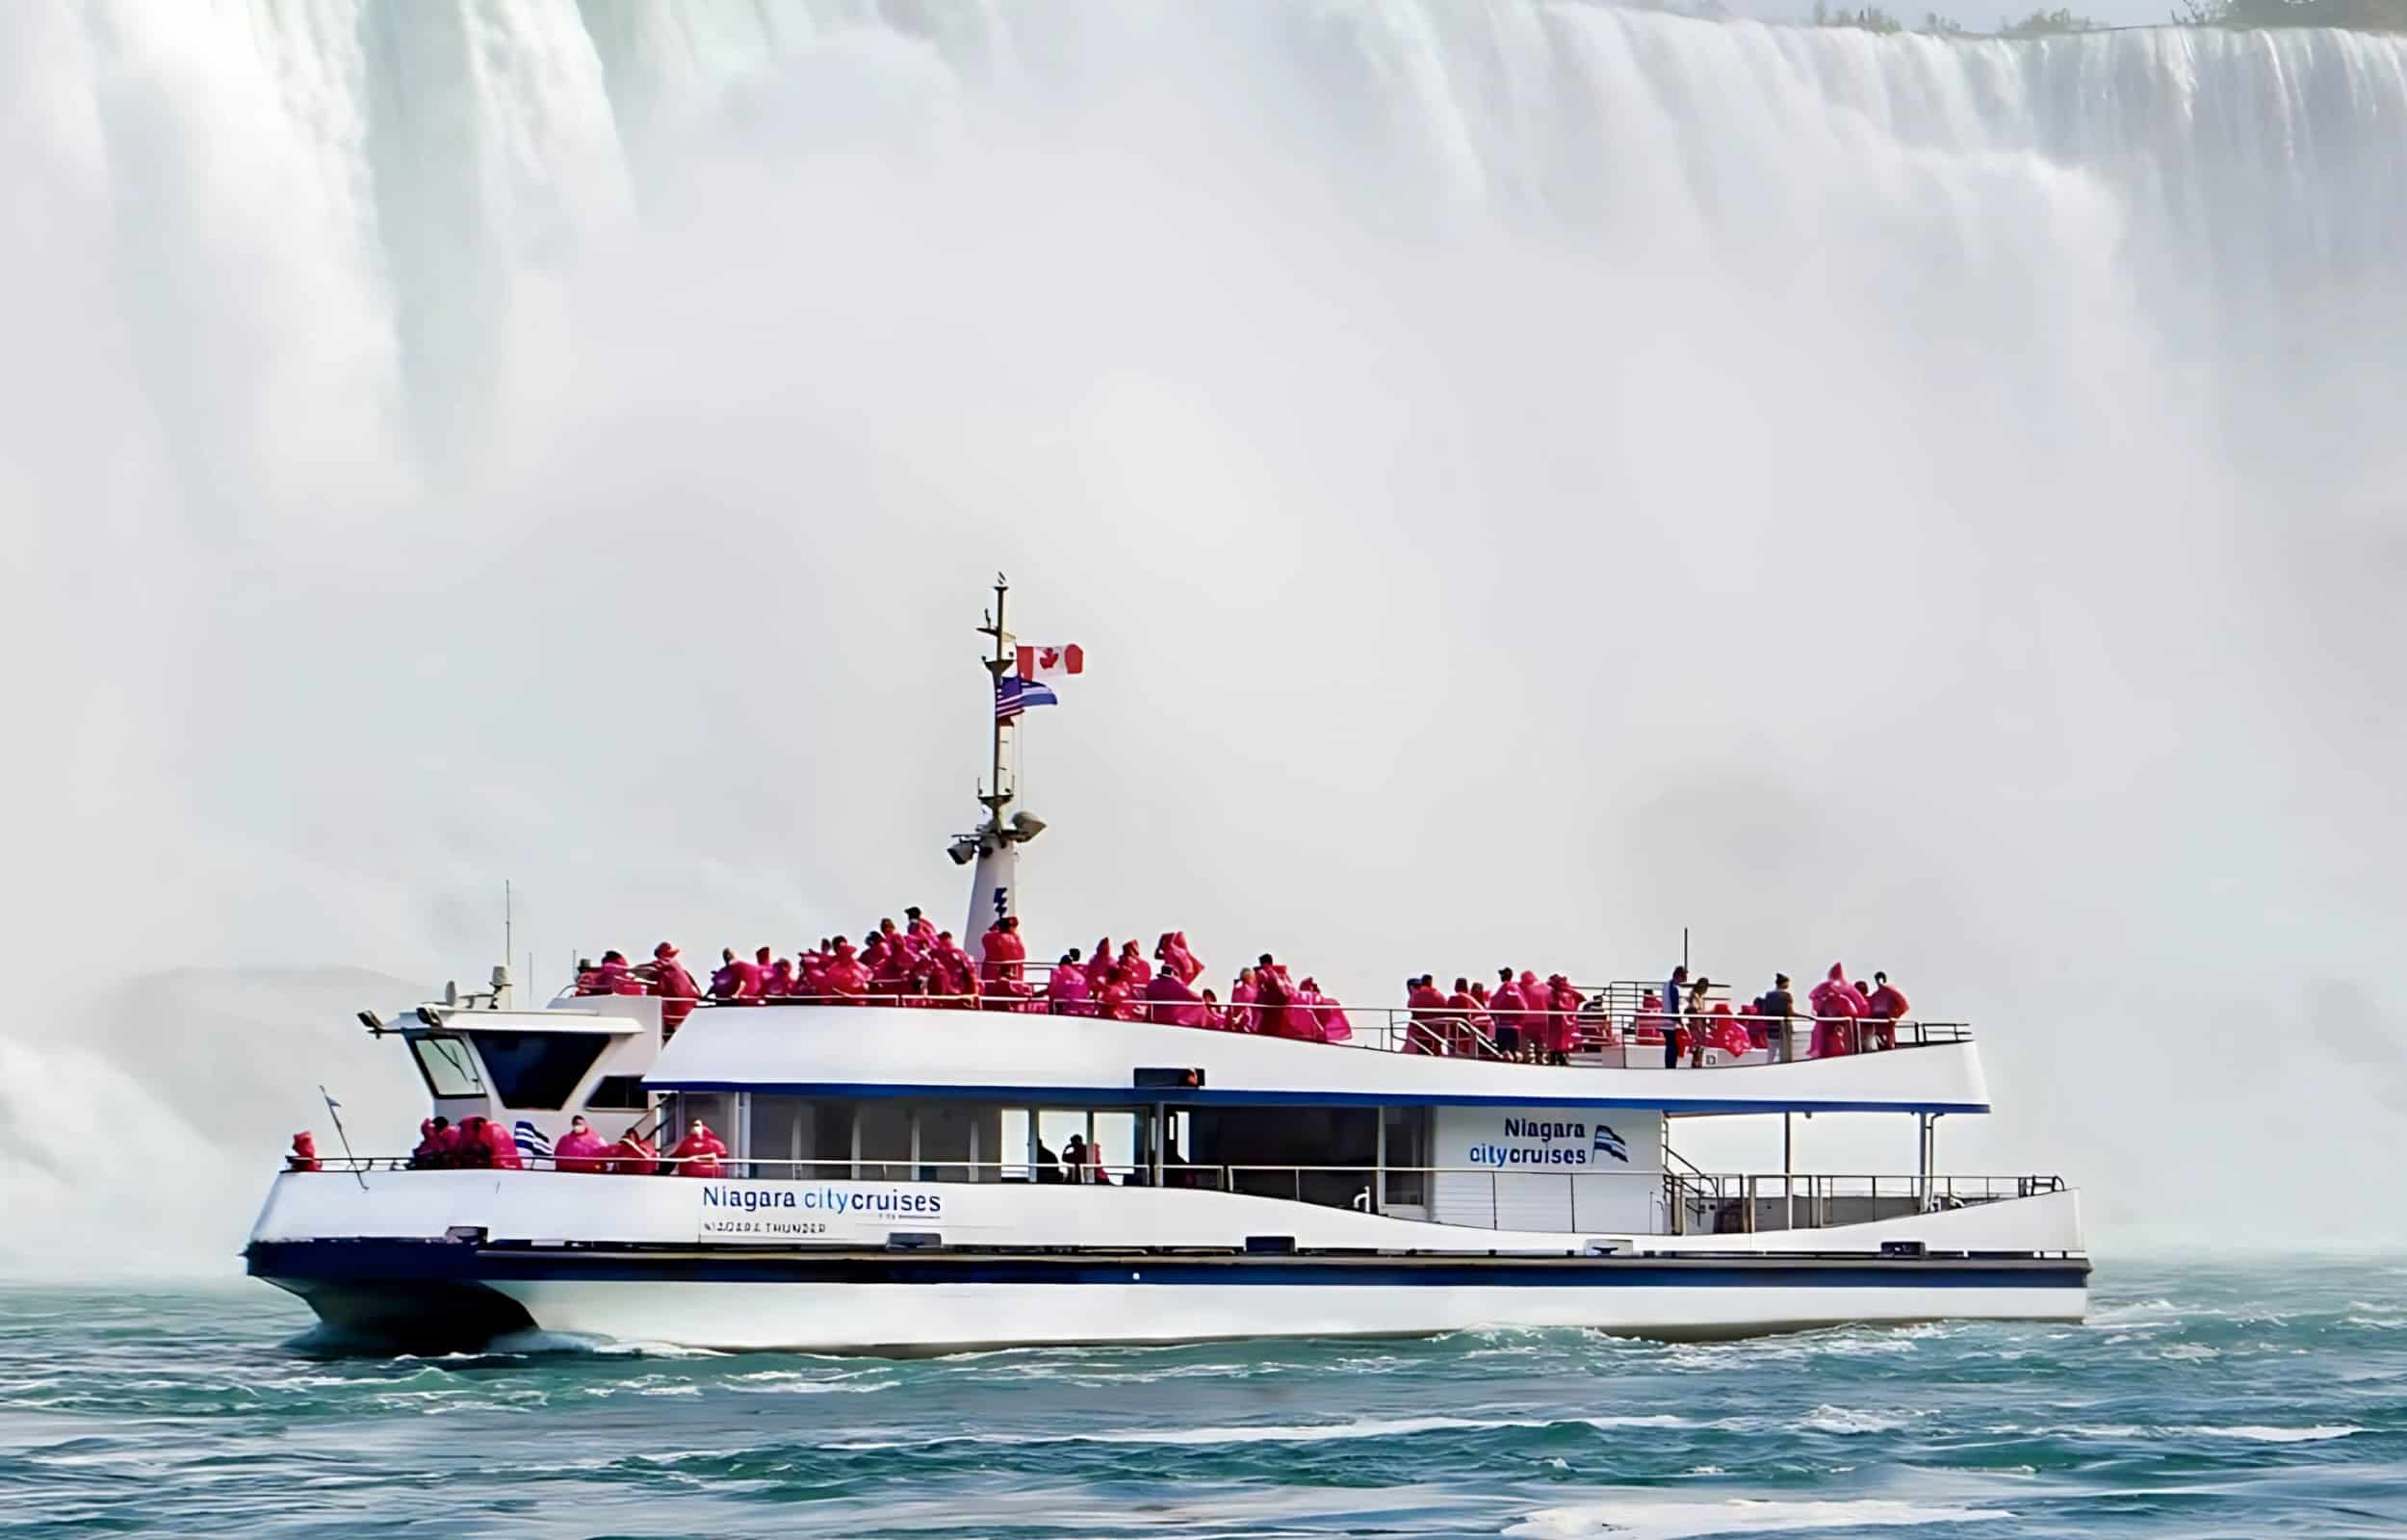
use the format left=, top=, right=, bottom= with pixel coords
left=245, top=582, right=2087, bottom=1353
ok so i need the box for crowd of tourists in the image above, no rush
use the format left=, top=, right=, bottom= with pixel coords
left=563, top=912, right=1912, bottom=1063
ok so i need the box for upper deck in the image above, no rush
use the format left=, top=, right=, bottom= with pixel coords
left=632, top=1000, right=1990, bottom=1116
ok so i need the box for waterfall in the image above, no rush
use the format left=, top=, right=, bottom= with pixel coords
left=4, top=1, right=2404, bottom=1267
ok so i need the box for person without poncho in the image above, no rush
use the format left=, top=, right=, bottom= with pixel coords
left=642, top=943, right=702, bottom=1035
left=1809, top=963, right=1868, bottom=1057
left=1047, top=956, right=1094, bottom=1015
left=287, top=1132, right=321, bottom=1172
left=669, top=1120, right=728, bottom=1177
left=553, top=1116, right=610, bottom=1173
left=1144, top=969, right=1210, bottom=1027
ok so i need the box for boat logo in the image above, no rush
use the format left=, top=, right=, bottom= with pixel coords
left=1592, top=1124, right=1628, bottom=1164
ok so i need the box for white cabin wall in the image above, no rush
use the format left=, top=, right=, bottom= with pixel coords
left=1431, top=1106, right=1665, bottom=1234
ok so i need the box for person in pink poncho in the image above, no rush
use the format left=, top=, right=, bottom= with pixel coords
left=1809, top=963, right=1869, bottom=1057
left=1047, top=953, right=1095, bottom=1015
left=1227, top=967, right=1261, bottom=1034
left=1405, top=975, right=1451, bottom=1054
left=1301, top=977, right=1352, bottom=1042
left=553, top=1115, right=610, bottom=1173
left=1155, top=932, right=1204, bottom=986
left=1116, top=939, right=1152, bottom=989
left=1085, top=940, right=1116, bottom=995
left=483, top=1117, right=523, bottom=1170
left=818, top=938, right=871, bottom=1001
left=1144, top=968, right=1210, bottom=1027
left=1862, top=971, right=1910, bottom=1051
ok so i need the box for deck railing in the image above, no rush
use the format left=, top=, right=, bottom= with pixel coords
left=546, top=976, right=1971, bottom=1068
left=287, top=1154, right=2061, bottom=1236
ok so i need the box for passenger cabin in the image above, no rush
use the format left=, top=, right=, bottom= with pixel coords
left=358, top=983, right=2040, bottom=1245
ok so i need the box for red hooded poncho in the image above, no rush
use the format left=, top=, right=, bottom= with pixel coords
left=669, top=1125, right=728, bottom=1177
left=554, top=1124, right=611, bottom=1174
left=1047, top=962, right=1094, bottom=1015
left=287, top=1132, right=321, bottom=1172
left=1809, top=963, right=1868, bottom=1057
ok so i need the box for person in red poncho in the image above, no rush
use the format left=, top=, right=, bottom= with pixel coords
left=453, top=1116, right=494, bottom=1168
left=929, top=932, right=979, bottom=1005
left=1155, top=932, right=1203, bottom=986
left=640, top=942, right=703, bottom=1036
left=552, top=1115, right=610, bottom=1173
left=1116, top=939, right=1152, bottom=989
left=1488, top=968, right=1530, bottom=1060
left=1862, top=971, right=1910, bottom=1051
left=1302, top=978, right=1352, bottom=1042
left=1227, top=967, right=1260, bottom=1034
left=763, top=953, right=796, bottom=999
left=818, top=938, right=871, bottom=1001
left=410, top=1117, right=450, bottom=1168
left=1809, top=963, right=1868, bottom=1058
left=1445, top=978, right=1483, bottom=1058
left=1096, top=965, right=1140, bottom=1022
left=607, top=1129, right=659, bottom=1176
left=1546, top=975, right=1583, bottom=1065
left=669, top=1119, right=728, bottom=1177
left=980, top=915, right=1029, bottom=1005
left=1144, top=968, right=1209, bottom=1027
left=1405, top=974, right=1450, bottom=1054
left=1706, top=1001, right=1752, bottom=1059
left=1085, top=940, right=1115, bottom=995
left=905, top=907, right=937, bottom=947
left=708, top=948, right=752, bottom=1002
left=1046, top=953, right=1093, bottom=1014
left=287, top=1132, right=321, bottom=1172
left=484, top=1116, right=524, bottom=1169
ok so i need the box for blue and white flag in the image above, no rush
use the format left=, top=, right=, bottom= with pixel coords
left=995, top=675, right=1060, bottom=722
left=1592, top=1124, right=1629, bottom=1164
left=515, top=1120, right=555, bottom=1163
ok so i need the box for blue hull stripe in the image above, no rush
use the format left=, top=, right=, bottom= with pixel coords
left=638, top=1080, right=1990, bottom=1116
left=249, top=1241, right=2085, bottom=1292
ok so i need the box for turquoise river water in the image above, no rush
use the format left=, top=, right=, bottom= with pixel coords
left=3, top=1259, right=2403, bottom=1538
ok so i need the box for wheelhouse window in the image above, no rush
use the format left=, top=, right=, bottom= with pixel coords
left=409, top=1034, right=485, bottom=1098
left=467, top=1031, right=610, bottom=1110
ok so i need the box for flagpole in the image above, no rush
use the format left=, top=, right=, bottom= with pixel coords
left=320, top=1084, right=368, bottom=1191
left=979, top=573, right=1014, bottom=831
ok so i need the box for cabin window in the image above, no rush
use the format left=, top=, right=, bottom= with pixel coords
left=1383, top=1107, right=1431, bottom=1209
left=1189, top=1107, right=1377, bottom=1210
left=409, top=1035, right=485, bottom=1098
left=585, top=1075, right=649, bottom=1112
left=470, top=1031, right=610, bottom=1110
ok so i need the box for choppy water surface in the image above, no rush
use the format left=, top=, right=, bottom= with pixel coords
left=4, top=1260, right=2404, bottom=1537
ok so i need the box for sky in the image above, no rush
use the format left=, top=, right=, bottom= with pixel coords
left=3, top=0, right=2405, bottom=1271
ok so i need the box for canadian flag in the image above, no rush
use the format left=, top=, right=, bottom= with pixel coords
left=1015, top=643, right=1085, bottom=680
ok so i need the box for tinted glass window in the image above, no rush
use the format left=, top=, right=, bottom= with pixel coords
left=471, top=1032, right=609, bottom=1110
left=585, top=1074, right=649, bottom=1111
left=410, top=1035, right=484, bottom=1097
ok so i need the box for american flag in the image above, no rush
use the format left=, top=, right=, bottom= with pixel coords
left=995, top=675, right=1059, bottom=722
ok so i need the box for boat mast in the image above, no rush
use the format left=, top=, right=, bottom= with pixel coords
left=957, top=573, right=1043, bottom=939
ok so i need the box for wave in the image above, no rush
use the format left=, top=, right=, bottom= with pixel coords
left=1505, top=1498, right=2014, bottom=1539
left=829, top=1411, right=1695, bottom=1450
